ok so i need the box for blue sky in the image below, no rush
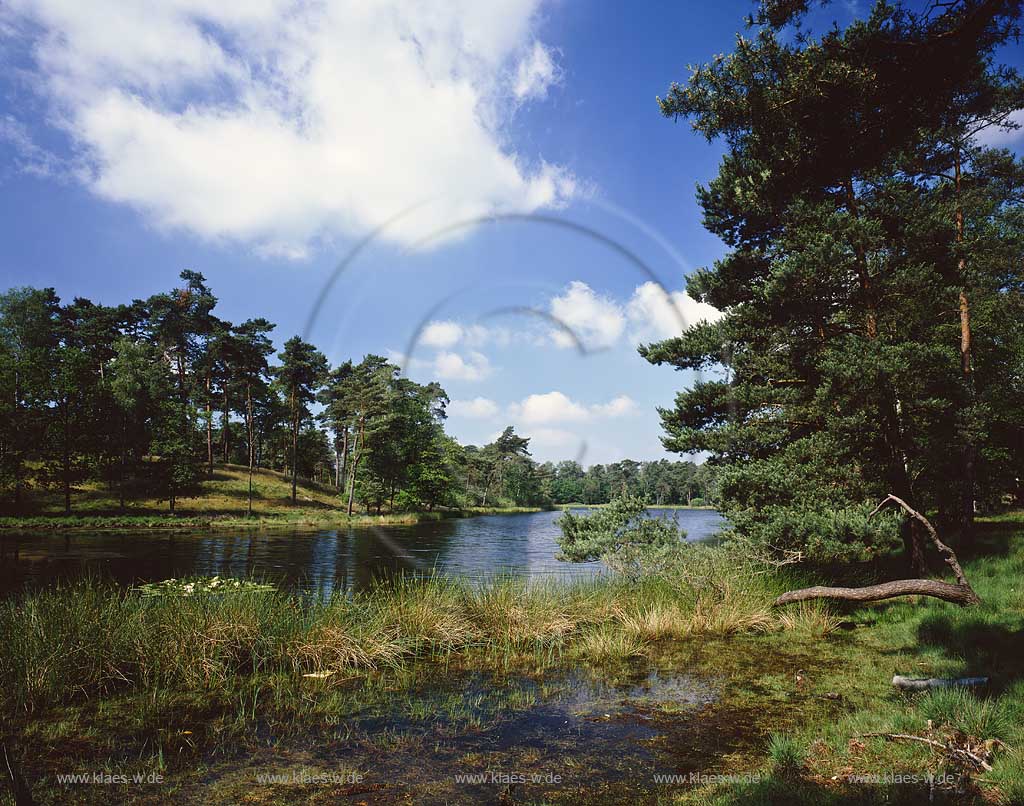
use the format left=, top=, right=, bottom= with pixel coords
left=2, top=1, right=1022, bottom=466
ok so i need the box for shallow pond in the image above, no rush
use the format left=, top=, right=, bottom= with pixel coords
left=0, top=508, right=725, bottom=597
left=170, top=640, right=810, bottom=805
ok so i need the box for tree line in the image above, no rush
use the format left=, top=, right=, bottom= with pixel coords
left=0, top=275, right=712, bottom=516
left=645, top=0, right=1024, bottom=568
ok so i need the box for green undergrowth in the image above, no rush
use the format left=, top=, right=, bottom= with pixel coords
left=671, top=512, right=1024, bottom=805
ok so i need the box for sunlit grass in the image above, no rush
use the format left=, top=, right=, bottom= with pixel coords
left=0, top=462, right=545, bottom=530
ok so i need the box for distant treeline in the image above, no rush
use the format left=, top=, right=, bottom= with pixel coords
left=541, top=459, right=717, bottom=506
left=0, top=275, right=714, bottom=516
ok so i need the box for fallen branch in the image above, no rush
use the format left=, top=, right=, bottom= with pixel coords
left=892, top=675, right=989, bottom=691
left=775, top=494, right=980, bottom=607
left=857, top=732, right=993, bottom=772
left=775, top=579, right=979, bottom=606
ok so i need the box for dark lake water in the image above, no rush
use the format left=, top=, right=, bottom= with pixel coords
left=0, top=508, right=725, bottom=598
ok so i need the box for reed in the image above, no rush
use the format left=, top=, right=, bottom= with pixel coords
left=0, top=545, right=795, bottom=714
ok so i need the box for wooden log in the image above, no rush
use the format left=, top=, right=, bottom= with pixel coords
left=774, top=494, right=981, bottom=608
left=892, top=675, right=988, bottom=691
left=774, top=578, right=980, bottom=607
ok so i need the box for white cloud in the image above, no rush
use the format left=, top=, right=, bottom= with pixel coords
left=510, top=391, right=590, bottom=423
left=508, top=390, right=637, bottom=424
left=626, top=281, right=724, bottom=343
left=2, top=0, right=575, bottom=257
left=973, top=110, right=1024, bottom=150
left=421, top=321, right=464, bottom=349
left=548, top=281, right=625, bottom=350
left=434, top=350, right=492, bottom=381
left=591, top=394, right=638, bottom=417
left=417, top=320, right=514, bottom=350
left=513, top=41, right=559, bottom=101
left=449, top=396, right=499, bottom=418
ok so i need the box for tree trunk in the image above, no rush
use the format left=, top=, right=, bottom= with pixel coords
left=775, top=494, right=980, bottom=607
left=892, top=675, right=987, bottom=691
left=62, top=404, right=71, bottom=516
left=246, top=382, right=255, bottom=517
left=222, top=392, right=230, bottom=463
left=119, top=415, right=127, bottom=511
left=290, top=389, right=298, bottom=503
left=206, top=374, right=214, bottom=477
left=954, top=148, right=976, bottom=537
left=339, top=428, right=349, bottom=501
left=776, top=579, right=979, bottom=606
left=843, top=177, right=878, bottom=339
left=346, top=420, right=363, bottom=516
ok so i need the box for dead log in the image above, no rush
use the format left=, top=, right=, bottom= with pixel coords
left=891, top=675, right=988, bottom=691
left=775, top=579, right=979, bottom=606
left=774, top=494, right=981, bottom=607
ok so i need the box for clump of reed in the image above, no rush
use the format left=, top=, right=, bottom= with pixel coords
left=574, top=627, right=648, bottom=663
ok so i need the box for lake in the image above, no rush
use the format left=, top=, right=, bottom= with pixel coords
left=0, top=508, right=725, bottom=597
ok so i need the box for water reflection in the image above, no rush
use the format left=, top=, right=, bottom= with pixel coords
left=0, top=509, right=725, bottom=597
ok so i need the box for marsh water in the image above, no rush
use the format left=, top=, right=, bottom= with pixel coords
left=2, top=508, right=848, bottom=804
left=0, top=508, right=724, bottom=597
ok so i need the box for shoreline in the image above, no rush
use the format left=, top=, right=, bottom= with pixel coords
left=0, top=505, right=553, bottom=533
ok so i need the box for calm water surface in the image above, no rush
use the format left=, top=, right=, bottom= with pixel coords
left=0, top=508, right=724, bottom=597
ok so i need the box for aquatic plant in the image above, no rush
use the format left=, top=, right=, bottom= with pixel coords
left=136, top=576, right=277, bottom=597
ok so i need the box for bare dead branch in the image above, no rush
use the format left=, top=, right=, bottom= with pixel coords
left=775, top=494, right=980, bottom=607
left=857, top=733, right=993, bottom=772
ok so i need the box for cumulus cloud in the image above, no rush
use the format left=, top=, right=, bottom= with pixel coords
left=2, top=0, right=574, bottom=257
left=449, top=396, right=500, bottom=418
left=546, top=280, right=722, bottom=349
left=548, top=281, right=625, bottom=350
left=434, top=350, right=492, bottom=381
left=508, top=390, right=637, bottom=424
left=510, top=391, right=589, bottom=423
left=420, top=321, right=464, bottom=349
left=418, top=320, right=512, bottom=350
left=625, top=281, right=724, bottom=342
left=591, top=394, right=639, bottom=417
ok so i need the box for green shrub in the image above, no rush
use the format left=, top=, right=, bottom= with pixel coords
left=556, top=495, right=686, bottom=579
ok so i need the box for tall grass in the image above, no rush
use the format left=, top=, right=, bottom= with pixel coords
left=0, top=545, right=808, bottom=714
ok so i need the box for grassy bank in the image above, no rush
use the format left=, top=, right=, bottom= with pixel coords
left=672, top=512, right=1024, bottom=805
left=2, top=516, right=1022, bottom=804
left=0, top=464, right=546, bottom=531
